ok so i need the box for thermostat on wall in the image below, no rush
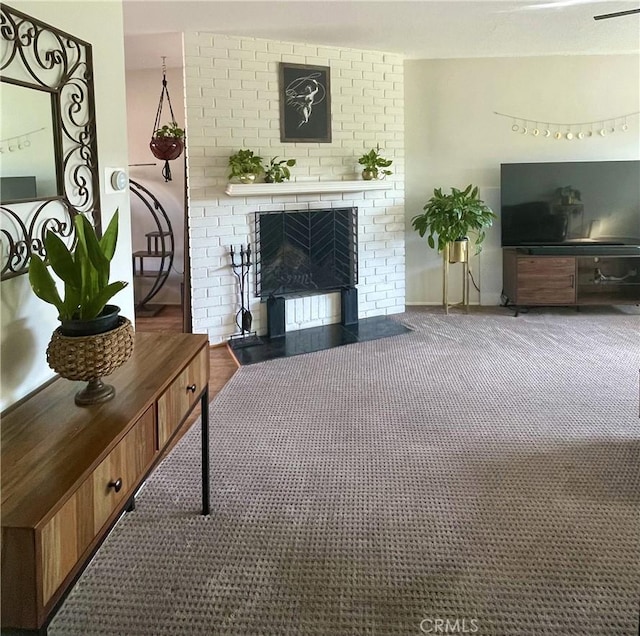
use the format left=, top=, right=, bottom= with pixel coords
left=105, top=167, right=128, bottom=193
left=111, top=169, right=128, bottom=191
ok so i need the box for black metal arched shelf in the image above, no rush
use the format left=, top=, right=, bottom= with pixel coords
left=130, top=178, right=175, bottom=313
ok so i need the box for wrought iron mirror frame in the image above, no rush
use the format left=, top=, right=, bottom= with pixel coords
left=0, top=4, right=100, bottom=280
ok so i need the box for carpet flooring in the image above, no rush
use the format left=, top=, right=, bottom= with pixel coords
left=49, top=306, right=640, bottom=635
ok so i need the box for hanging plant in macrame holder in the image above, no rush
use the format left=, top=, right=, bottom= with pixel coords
left=149, top=58, right=184, bottom=182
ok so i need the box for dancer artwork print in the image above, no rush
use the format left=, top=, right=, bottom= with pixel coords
left=279, top=63, right=331, bottom=143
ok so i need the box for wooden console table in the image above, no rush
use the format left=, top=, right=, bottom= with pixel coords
left=1, top=332, right=210, bottom=632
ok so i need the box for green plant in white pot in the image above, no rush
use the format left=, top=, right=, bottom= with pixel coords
left=28, top=210, right=134, bottom=406
left=411, top=184, right=496, bottom=262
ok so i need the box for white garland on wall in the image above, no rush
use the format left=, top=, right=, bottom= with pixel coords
left=0, top=127, right=45, bottom=153
left=494, top=110, right=640, bottom=140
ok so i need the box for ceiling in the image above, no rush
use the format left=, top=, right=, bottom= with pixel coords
left=122, top=0, right=640, bottom=70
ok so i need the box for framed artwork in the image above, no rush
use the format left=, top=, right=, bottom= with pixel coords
left=279, top=62, right=331, bottom=143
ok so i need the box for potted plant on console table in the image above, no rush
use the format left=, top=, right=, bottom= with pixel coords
left=28, top=210, right=134, bottom=406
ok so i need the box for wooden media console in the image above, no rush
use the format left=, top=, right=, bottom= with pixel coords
left=503, top=247, right=640, bottom=310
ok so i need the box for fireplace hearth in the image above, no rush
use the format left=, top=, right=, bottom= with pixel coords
left=229, top=315, right=412, bottom=365
left=255, top=207, right=357, bottom=299
left=226, top=205, right=409, bottom=362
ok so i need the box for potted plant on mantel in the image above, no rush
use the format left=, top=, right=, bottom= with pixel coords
left=28, top=210, right=134, bottom=406
left=411, top=185, right=496, bottom=264
left=264, top=156, right=296, bottom=183
left=228, top=149, right=264, bottom=183
left=358, top=144, right=393, bottom=180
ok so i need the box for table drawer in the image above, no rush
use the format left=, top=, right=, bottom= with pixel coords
left=517, top=256, right=575, bottom=277
left=157, top=346, right=209, bottom=447
left=39, top=407, right=155, bottom=606
left=91, top=406, right=155, bottom=532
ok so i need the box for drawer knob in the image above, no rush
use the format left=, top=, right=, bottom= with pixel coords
left=108, top=478, right=123, bottom=493
left=187, top=384, right=197, bottom=393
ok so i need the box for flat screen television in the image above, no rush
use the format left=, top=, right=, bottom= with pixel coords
left=500, top=160, right=640, bottom=247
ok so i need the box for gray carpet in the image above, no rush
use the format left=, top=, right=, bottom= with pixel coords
left=50, top=306, right=640, bottom=635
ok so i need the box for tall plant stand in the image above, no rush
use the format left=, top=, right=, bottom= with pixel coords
left=443, top=241, right=470, bottom=315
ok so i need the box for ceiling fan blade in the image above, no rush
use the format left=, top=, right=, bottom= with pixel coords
left=593, top=7, right=640, bottom=19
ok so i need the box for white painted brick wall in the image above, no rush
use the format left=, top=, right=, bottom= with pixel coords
left=183, top=33, right=405, bottom=344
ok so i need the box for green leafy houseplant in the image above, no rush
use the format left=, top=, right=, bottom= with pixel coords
left=150, top=121, right=185, bottom=169
left=228, top=149, right=264, bottom=183
left=411, top=185, right=496, bottom=254
left=28, top=210, right=127, bottom=323
left=153, top=121, right=184, bottom=139
left=264, top=156, right=296, bottom=183
left=358, top=145, right=393, bottom=180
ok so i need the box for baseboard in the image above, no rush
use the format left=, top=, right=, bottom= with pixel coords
left=405, top=301, right=502, bottom=307
left=406, top=301, right=458, bottom=306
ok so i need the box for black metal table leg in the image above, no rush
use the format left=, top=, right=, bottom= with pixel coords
left=201, top=387, right=210, bottom=515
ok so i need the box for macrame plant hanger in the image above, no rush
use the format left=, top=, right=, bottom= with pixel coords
left=149, top=57, right=184, bottom=182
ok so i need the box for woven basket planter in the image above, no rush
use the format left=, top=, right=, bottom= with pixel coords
left=47, top=317, right=135, bottom=406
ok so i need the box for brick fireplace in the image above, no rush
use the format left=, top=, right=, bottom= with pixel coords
left=183, top=33, right=405, bottom=344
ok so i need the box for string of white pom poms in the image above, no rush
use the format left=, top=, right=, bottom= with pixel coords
left=493, top=110, right=640, bottom=140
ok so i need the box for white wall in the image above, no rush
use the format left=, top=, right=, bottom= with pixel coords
left=183, top=34, right=405, bottom=344
left=125, top=66, right=185, bottom=306
left=1, top=0, right=133, bottom=411
left=0, top=84, right=57, bottom=197
left=405, top=54, right=640, bottom=306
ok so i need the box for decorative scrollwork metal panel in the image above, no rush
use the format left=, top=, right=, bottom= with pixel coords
left=0, top=4, right=100, bottom=280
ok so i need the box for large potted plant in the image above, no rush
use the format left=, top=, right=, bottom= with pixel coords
left=28, top=210, right=134, bottom=406
left=228, top=149, right=264, bottom=183
left=411, top=184, right=496, bottom=263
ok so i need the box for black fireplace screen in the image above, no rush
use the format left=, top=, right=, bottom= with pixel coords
left=255, top=207, right=357, bottom=298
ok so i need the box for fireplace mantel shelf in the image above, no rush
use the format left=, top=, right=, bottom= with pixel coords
left=224, top=180, right=391, bottom=197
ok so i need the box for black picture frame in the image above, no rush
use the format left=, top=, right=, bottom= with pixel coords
left=279, top=62, right=331, bottom=143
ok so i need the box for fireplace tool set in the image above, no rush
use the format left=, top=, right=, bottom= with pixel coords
left=229, top=243, right=261, bottom=347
